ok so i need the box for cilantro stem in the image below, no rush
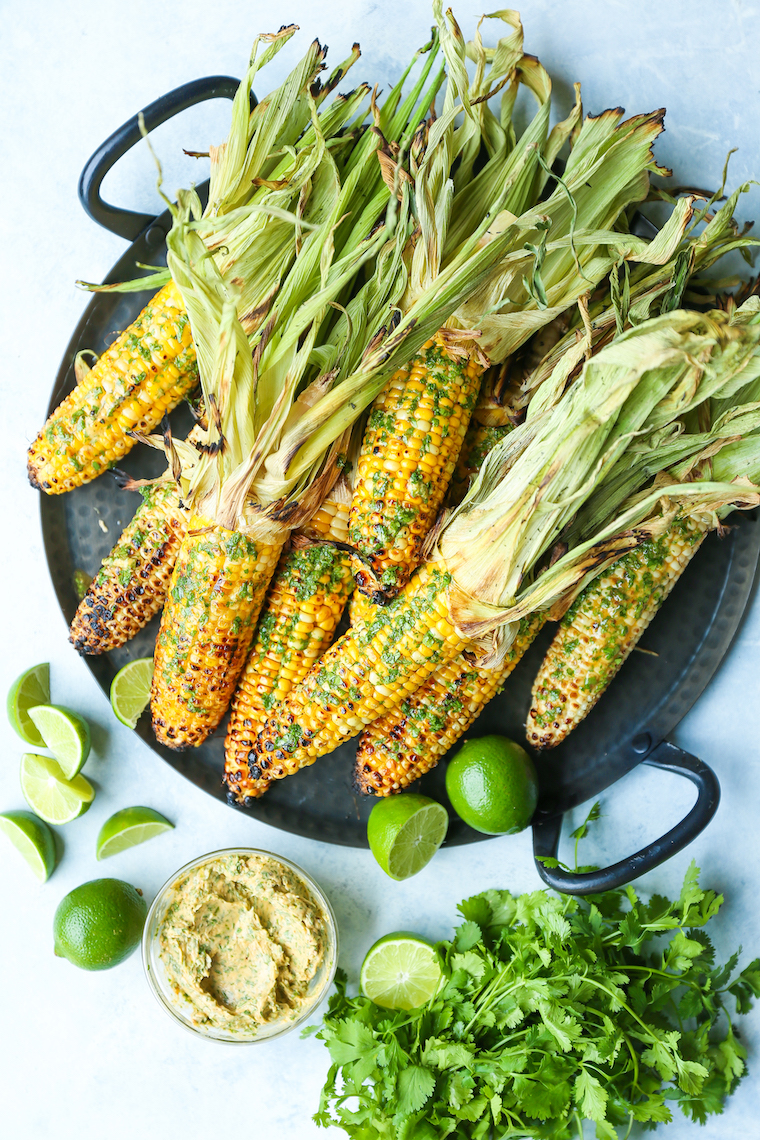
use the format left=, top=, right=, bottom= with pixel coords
left=576, top=976, right=660, bottom=1044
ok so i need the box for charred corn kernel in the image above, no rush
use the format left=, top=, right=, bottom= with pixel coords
left=69, top=483, right=187, bottom=655
left=224, top=495, right=353, bottom=802
left=150, top=515, right=281, bottom=750
left=349, top=336, right=483, bottom=601
left=527, top=517, right=709, bottom=749
left=28, top=281, right=198, bottom=494
left=249, top=562, right=467, bottom=783
left=355, top=613, right=546, bottom=795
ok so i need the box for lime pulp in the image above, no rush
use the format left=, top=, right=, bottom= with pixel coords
left=360, top=932, right=442, bottom=1010
left=96, top=806, right=174, bottom=860
left=20, top=753, right=94, bottom=825
left=0, top=810, right=57, bottom=882
left=367, top=794, right=448, bottom=880
left=28, top=704, right=91, bottom=778
left=110, top=658, right=154, bottom=728
left=7, top=663, right=50, bottom=746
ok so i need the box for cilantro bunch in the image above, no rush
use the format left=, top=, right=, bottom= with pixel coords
left=311, top=862, right=759, bottom=1138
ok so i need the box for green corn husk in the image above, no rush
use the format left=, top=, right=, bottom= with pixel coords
left=437, top=303, right=760, bottom=653
left=156, top=6, right=704, bottom=559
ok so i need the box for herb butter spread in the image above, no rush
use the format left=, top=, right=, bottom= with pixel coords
left=158, top=853, right=327, bottom=1037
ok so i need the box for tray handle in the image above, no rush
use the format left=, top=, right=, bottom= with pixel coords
left=78, top=76, right=241, bottom=243
left=532, top=740, right=720, bottom=895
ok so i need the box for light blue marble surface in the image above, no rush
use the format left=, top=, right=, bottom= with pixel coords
left=1, top=2, right=759, bottom=1137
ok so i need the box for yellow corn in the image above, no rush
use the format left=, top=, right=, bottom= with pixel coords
left=150, top=514, right=282, bottom=750
left=348, top=335, right=483, bottom=600
left=527, top=517, right=709, bottom=749
left=249, top=562, right=467, bottom=782
left=224, top=494, right=353, bottom=803
left=448, top=421, right=514, bottom=506
left=28, top=281, right=198, bottom=494
left=355, top=614, right=546, bottom=795
left=69, top=482, right=188, bottom=655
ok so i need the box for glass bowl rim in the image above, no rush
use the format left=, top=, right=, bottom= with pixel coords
left=141, top=845, right=338, bottom=1045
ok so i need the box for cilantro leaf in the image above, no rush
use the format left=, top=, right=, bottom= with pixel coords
left=313, top=863, right=756, bottom=1138
left=397, top=1066, right=436, bottom=1116
left=574, top=1069, right=608, bottom=1122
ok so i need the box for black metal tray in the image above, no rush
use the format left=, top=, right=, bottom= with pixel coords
left=39, top=78, right=760, bottom=891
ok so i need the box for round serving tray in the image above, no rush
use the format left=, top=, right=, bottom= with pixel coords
left=38, top=78, right=760, bottom=870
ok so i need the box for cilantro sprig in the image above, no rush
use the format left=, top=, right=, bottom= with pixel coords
left=311, top=861, right=759, bottom=1138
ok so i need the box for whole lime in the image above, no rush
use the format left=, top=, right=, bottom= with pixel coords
left=53, top=878, right=147, bottom=970
left=445, top=735, right=538, bottom=835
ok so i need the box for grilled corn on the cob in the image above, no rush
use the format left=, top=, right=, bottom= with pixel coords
left=355, top=613, right=546, bottom=795
left=348, top=336, right=483, bottom=600
left=224, top=490, right=353, bottom=802
left=527, top=516, right=709, bottom=748
left=28, top=282, right=198, bottom=493
left=250, top=562, right=467, bottom=781
left=150, top=515, right=282, bottom=750
left=69, top=482, right=188, bottom=655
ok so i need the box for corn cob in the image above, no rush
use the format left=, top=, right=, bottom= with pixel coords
left=348, top=335, right=483, bottom=601
left=249, top=562, right=467, bottom=783
left=150, top=515, right=282, bottom=750
left=448, top=421, right=514, bottom=506
left=347, top=588, right=377, bottom=632
left=28, top=281, right=198, bottom=494
left=224, top=490, right=354, bottom=802
left=526, top=516, right=709, bottom=749
left=69, top=482, right=188, bottom=655
left=355, top=613, right=547, bottom=795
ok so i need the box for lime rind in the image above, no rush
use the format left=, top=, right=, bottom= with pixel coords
left=53, top=878, right=148, bottom=970
left=96, top=806, right=174, bottom=860
left=0, top=810, right=56, bottom=882
left=386, top=803, right=448, bottom=879
left=20, top=753, right=95, bottom=826
left=28, top=704, right=91, bottom=778
left=7, top=663, right=50, bottom=746
left=360, top=934, right=442, bottom=1010
left=110, top=658, right=154, bottom=728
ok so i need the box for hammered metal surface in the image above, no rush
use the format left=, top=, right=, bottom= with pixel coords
left=40, top=207, right=760, bottom=848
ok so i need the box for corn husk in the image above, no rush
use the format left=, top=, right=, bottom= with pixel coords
left=436, top=304, right=760, bottom=649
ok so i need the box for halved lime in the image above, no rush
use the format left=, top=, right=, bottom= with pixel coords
left=110, top=658, right=154, bottom=728
left=0, top=810, right=57, bottom=882
left=7, top=663, right=50, bottom=746
left=367, top=794, right=448, bottom=880
left=20, top=754, right=95, bottom=825
left=360, top=932, right=442, bottom=1010
left=96, top=806, right=174, bottom=860
left=28, top=705, right=91, bottom=778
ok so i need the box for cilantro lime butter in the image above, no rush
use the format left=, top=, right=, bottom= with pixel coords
left=156, top=852, right=328, bottom=1038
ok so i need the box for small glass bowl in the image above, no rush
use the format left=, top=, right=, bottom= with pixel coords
left=142, top=847, right=338, bottom=1044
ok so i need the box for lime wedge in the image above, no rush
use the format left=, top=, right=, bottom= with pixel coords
left=96, top=806, right=174, bottom=860
left=0, top=810, right=57, bottom=882
left=110, top=658, right=154, bottom=728
left=360, top=932, right=442, bottom=1010
left=7, top=663, right=50, bottom=746
left=367, top=794, right=448, bottom=880
left=20, top=754, right=94, bottom=825
left=28, top=705, right=91, bottom=778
